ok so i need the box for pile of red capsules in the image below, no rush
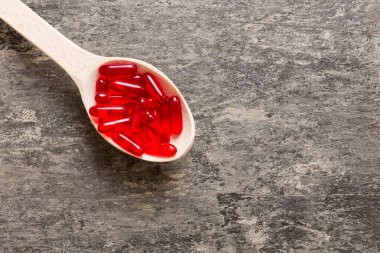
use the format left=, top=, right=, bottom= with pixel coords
left=89, top=61, right=183, bottom=157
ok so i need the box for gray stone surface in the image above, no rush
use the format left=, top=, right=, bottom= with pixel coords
left=0, top=0, right=379, bottom=252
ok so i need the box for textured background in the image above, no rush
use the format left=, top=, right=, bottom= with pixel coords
left=0, top=0, right=379, bottom=252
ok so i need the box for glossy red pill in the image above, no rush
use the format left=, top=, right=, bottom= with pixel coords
left=170, top=96, right=183, bottom=135
left=89, top=105, right=128, bottom=117
left=95, top=93, right=136, bottom=105
left=96, top=76, right=108, bottom=93
left=99, top=62, right=137, bottom=77
left=109, top=80, right=145, bottom=96
left=144, top=74, right=167, bottom=104
left=108, top=75, right=143, bottom=84
left=98, top=117, right=131, bottom=133
left=145, top=143, right=177, bottom=157
left=113, top=132, right=144, bottom=156
left=130, top=98, right=146, bottom=133
left=159, top=101, right=171, bottom=134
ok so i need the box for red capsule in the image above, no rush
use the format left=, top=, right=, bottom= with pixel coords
left=170, top=96, right=183, bottom=135
left=99, top=61, right=137, bottom=77
left=145, top=143, right=177, bottom=157
left=159, top=101, right=172, bottom=134
left=96, top=76, right=108, bottom=93
left=113, top=132, right=144, bottom=156
left=144, top=74, right=167, bottom=104
left=108, top=75, right=143, bottom=84
left=130, top=98, right=146, bottom=132
left=95, top=93, right=136, bottom=105
left=95, top=93, right=108, bottom=103
left=89, top=105, right=128, bottom=117
left=109, top=80, right=145, bottom=96
left=98, top=117, right=131, bottom=133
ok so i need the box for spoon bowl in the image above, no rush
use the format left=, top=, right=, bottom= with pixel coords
left=80, top=56, right=195, bottom=162
left=0, top=0, right=195, bottom=162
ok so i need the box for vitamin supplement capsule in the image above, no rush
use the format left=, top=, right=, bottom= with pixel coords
left=159, top=101, right=172, bottom=134
left=113, top=132, right=144, bottom=156
left=131, top=98, right=147, bottom=132
left=89, top=105, right=128, bottom=117
left=107, top=75, right=143, bottom=84
left=96, top=76, right=108, bottom=93
left=98, top=117, right=131, bottom=133
left=145, top=143, right=177, bottom=157
left=95, top=93, right=136, bottom=105
left=99, top=61, right=137, bottom=77
left=109, top=80, right=145, bottom=96
left=95, top=93, right=108, bottom=103
left=170, top=96, right=183, bottom=134
left=144, top=74, right=167, bottom=104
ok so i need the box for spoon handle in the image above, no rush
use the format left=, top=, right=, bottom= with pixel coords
left=0, top=0, right=102, bottom=83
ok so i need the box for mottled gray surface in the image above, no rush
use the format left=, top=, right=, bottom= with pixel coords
left=0, top=0, right=379, bottom=252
